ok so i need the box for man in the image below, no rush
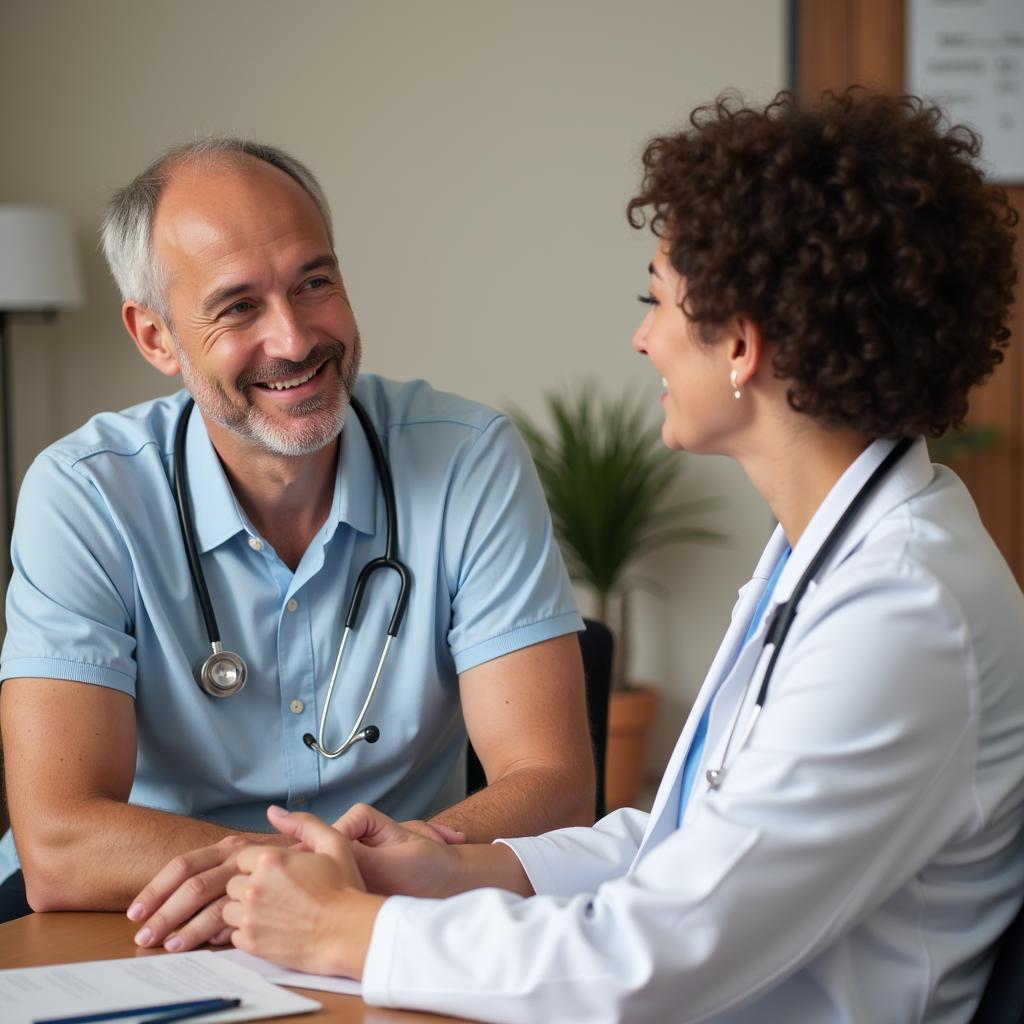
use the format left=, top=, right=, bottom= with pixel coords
left=0, top=139, right=594, bottom=936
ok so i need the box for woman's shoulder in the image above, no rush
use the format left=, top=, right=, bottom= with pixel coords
left=797, top=465, right=1024, bottom=723
left=860, top=463, right=1022, bottom=630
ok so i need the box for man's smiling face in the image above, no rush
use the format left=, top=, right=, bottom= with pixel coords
left=152, top=156, right=361, bottom=457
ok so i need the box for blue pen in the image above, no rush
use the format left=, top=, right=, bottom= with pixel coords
left=34, top=996, right=241, bottom=1024
left=139, top=998, right=242, bottom=1024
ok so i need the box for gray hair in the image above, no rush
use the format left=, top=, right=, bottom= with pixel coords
left=99, top=137, right=334, bottom=321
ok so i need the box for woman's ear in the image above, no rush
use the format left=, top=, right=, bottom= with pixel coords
left=725, top=314, right=764, bottom=390
left=123, top=301, right=181, bottom=377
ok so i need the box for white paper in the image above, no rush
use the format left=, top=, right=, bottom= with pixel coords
left=215, top=948, right=361, bottom=996
left=907, top=0, right=1024, bottom=182
left=0, top=950, right=320, bottom=1024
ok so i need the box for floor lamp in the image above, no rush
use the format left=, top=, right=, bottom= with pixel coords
left=0, top=205, right=84, bottom=578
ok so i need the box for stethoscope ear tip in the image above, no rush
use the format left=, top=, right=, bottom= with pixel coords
left=362, top=725, right=380, bottom=744
left=302, top=733, right=318, bottom=749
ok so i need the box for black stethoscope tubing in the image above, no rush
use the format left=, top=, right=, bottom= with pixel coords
left=174, top=398, right=235, bottom=689
left=173, top=394, right=411, bottom=756
left=705, top=437, right=913, bottom=790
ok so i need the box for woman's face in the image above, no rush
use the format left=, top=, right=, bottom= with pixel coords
left=632, top=243, right=734, bottom=453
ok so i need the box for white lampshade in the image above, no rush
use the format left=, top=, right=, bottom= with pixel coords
left=0, top=204, right=84, bottom=312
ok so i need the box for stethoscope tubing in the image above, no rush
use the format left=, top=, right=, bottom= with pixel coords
left=706, top=437, right=913, bottom=791
left=174, top=398, right=223, bottom=649
left=304, top=396, right=411, bottom=757
left=173, top=393, right=412, bottom=753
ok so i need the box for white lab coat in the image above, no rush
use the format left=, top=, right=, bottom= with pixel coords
left=362, top=439, right=1024, bottom=1023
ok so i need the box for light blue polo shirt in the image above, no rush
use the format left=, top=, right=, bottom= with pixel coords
left=0, top=375, right=582, bottom=878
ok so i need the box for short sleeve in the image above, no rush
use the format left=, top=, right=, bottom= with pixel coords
left=1, top=452, right=138, bottom=693
left=442, top=416, right=582, bottom=673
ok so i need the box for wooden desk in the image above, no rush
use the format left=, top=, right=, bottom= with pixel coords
left=0, top=912, right=466, bottom=1023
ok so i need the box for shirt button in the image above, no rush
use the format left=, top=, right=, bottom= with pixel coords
left=286, top=598, right=299, bottom=612
left=293, top=795, right=306, bottom=806
left=290, top=699, right=304, bottom=714
left=248, top=537, right=263, bottom=551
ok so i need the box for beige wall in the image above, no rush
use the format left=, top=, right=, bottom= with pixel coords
left=0, top=0, right=786, bottom=774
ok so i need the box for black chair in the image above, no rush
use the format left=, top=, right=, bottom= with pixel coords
left=466, top=617, right=613, bottom=821
left=971, top=889, right=1024, bottom=1023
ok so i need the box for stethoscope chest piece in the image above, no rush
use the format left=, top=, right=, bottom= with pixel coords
left=197, top=644, right=247, bottom=698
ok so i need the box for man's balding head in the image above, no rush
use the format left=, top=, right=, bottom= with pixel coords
left=101, top=138, right=333, bottom=322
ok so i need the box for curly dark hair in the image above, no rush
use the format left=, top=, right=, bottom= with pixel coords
left=627, top=89, right=1019, bottom=438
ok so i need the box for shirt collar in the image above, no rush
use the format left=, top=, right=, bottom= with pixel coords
left=183, top=399, right=380, bottom=556
left=184, top=403, right=246, bottom=555
left=325, top=400, right=378, bottom=543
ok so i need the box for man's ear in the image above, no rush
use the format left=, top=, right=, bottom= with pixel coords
left=123, top=301, right=181, bottom=377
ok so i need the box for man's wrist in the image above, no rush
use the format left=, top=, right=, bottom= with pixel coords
left=243, top=830, right=292, bottom=846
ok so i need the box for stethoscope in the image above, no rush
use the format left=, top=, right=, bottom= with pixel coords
left=173, top=395, right=411, bottom=758
left=705, top=437, right=913, bottom=791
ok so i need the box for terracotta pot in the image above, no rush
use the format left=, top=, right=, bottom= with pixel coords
left=604, top=685, right=659, bottom=811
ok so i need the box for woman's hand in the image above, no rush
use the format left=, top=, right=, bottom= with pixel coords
left=224, top=810, right=382, bottom=979
left=324, top=804, right=533, bottom=899
left=325, top=802, right=466, bottom=897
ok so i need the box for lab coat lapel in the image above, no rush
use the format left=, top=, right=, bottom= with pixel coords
left=634, top=527, right=789, bottom=859
left=631, top=439, right=934, bottom=865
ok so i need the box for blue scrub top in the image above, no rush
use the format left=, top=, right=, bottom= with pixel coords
left=0, top=375, right=582, bottom=878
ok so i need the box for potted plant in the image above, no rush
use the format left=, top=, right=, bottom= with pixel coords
left=510, top=384, right=723, bottom=808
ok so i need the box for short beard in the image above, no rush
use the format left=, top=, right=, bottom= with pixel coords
left=175, top=330, right=362, bottom=457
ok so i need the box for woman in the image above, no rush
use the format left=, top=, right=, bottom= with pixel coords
left=216, top=91, right=1024, bottom=1022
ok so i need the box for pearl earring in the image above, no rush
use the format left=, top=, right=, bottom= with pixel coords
left=730, top=370, right=741, bottom=400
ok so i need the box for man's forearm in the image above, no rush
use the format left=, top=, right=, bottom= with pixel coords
left=429, top=764, right=595, bottom=843
left=20, top=799, right=282, bottom=912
